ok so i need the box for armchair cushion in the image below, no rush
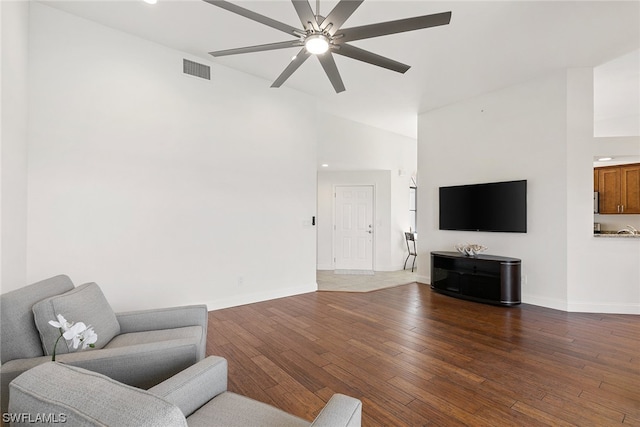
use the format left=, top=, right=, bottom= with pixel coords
left=32, top=282, right=120, bottom=355
left=9, top=362, right=187, bottom=426
left=0, top=275, right=74, bottom=363
left=187, top=392, right=308, bottom=427
left=104, top=326, right=202, bottom=349
left=116, top=305, right=208, bottom=361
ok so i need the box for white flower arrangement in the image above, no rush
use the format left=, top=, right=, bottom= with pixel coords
left=48, top=314, right=98, bottom=361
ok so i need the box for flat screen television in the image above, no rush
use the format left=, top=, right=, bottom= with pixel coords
left=439, top=180, right=527, bottom=233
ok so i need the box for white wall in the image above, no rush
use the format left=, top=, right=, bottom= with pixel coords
left=418, top=71, right=569, bottom=310
left=594, top=49, right=640, bottom=137
left=1, top=0, right=30, bottom=292
left=418, top=69, right=640, bottom=314
left=13, top=3, right=319, bottom=311
left=567, top=69, right=640, bottom=313
left=316, top=113, right=417, bottom=271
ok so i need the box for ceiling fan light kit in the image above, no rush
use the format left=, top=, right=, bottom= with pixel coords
left=305, top=34, right=330, bottom=55
left=204, top=0, right=451, bottom=93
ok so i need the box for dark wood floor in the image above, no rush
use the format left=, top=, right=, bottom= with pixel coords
left=206, top=283, right=640, bottom=426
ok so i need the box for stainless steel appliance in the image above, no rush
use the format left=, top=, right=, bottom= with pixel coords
left=594, top=192, right=599, bottom=214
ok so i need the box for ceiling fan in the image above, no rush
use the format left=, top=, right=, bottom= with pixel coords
left=203, top=0, right=452, bottom=93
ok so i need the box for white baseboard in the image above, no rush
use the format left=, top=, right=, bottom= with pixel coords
left=334, top=269, right=374, bottom=275
left=317, top=265, right=416, bottom=272
left=416, top=275, right=430, bottom=284
left=521, top=294, right=568, bottom=311
left=523, top=294, right=640, bottom=314
left=374, top=264, right=412, bottom=272
left=204, top=282, right=317, bottom=311
left=565, top=301, right=640, bottom=315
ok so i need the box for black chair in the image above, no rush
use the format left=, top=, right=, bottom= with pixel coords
left=404, top=232, right=417, bottom=272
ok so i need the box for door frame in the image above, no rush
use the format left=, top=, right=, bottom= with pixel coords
left=332, top=184, right=376, bottom=272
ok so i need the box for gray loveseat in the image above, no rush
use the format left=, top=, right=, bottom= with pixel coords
left=1, top=275, right=207, bottom=415
left=8, top=357, right=362, bottom=426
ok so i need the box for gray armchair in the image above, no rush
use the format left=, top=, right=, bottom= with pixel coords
left=1, top=275, right=207, bottom=415
left=8, top=357, right=362, bottom=426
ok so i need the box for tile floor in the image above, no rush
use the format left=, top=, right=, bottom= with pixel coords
left=316, top=269, right=419, bottom=292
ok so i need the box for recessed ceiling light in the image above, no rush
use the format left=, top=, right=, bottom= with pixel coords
left=598, top=157, right=613, bottom=161
left=143, top=0, right=157, bottom=4
left=321, top=164, right=329, bottom=168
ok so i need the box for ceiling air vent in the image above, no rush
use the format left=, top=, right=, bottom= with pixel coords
left=183, top=59, right=210, bottom=80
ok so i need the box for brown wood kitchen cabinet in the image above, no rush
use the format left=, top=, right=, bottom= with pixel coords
left=596, top=163, right=640, bottom=214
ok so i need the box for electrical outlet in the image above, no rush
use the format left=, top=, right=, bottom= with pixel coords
left=238, top=276, right=244, bottom=286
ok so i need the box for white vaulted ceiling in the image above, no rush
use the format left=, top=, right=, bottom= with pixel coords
left=39, top=0, right=640, bottom=138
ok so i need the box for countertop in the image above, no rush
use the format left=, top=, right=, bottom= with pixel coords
left=594, top=231, right=640, bottom=238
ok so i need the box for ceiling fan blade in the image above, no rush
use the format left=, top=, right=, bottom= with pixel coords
left=317, top=52, right=346, bottom=93
left=332, top=44, right=410, bottom=73
left=209, top=40, right=303, bottom=57
left=291, top=0, right=319, bottom=31
left=203, top=0, right=304, bottom=37
left=320, top=0, right=364, bottom=35
left=271, top=48, right=311, bottom=88
left=335, top=11, right=452, bottom=43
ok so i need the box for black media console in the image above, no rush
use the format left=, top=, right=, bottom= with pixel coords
left=430, top=251, right=521, bottom=306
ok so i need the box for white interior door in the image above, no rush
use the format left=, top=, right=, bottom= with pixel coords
left=334, top=185, right=374, bottom=271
